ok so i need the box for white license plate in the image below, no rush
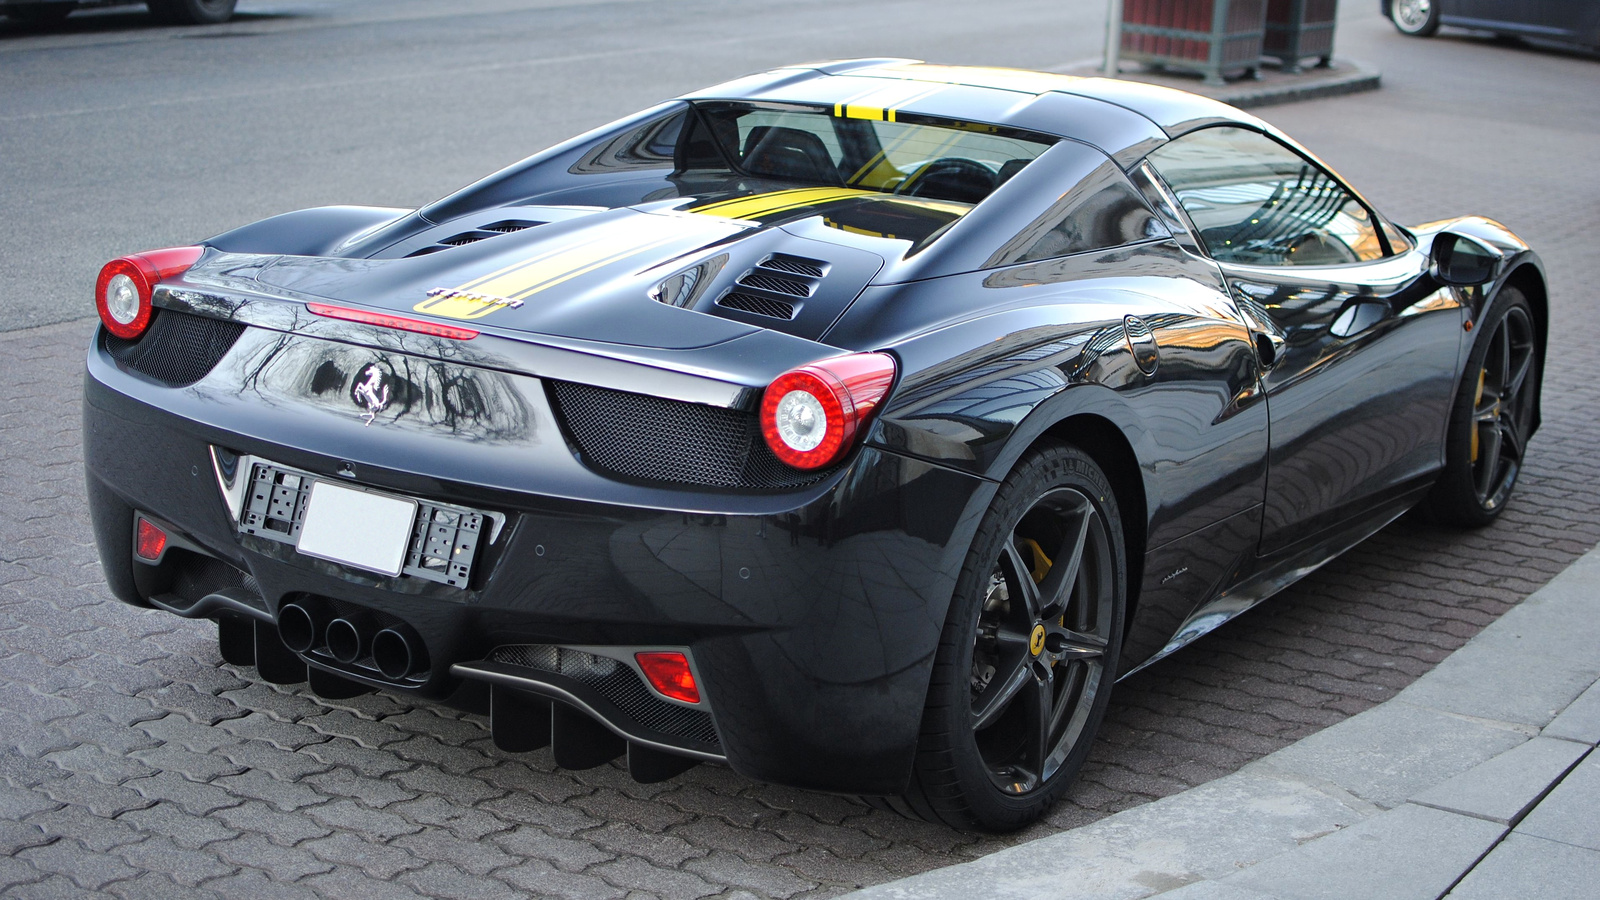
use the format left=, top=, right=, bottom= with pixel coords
left=296, top=480, right=418, bottom=576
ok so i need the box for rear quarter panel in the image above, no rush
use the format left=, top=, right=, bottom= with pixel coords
left=831, top=239, right=1270, bottom=668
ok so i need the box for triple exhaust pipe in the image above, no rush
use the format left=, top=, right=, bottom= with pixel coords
left=276, top=603, right=423, bottom=681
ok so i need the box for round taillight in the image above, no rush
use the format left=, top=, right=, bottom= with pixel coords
left=95, top=259, right=153, bottom=340
left=94, top=246, right=204, bottom=340
left=760, top=352, right=897, bottom=470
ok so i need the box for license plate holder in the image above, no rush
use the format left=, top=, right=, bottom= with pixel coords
left=296, top=480, right=418, bottom=577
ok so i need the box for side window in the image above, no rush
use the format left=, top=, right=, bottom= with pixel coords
left=1381, top=220, right=1415, bottom=253
left=1147, top=126, right=1384, bottom=267
left=986, top=157, right=1168, bottom=267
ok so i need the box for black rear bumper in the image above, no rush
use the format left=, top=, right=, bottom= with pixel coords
left=82, top=327, right=991, bottom=794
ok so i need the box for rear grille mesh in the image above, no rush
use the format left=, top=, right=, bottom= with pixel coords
left=547, top=381, right=827, bottom=490
left=103, top=310, right=245, bottom=387
left=490, top=644, right=721, bottom=748
left=716, top=291, right=795, bottom=320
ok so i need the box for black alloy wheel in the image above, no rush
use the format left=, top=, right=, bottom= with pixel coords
left=147, top=0, right=236, bottom=24
left=1421, top=287, right=1539, bottom=526
left=886, top=442, right=1125, bottom=831
left=1390, top=0, right=1441, bottom=36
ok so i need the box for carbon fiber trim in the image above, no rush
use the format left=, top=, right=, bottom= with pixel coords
left=489, top=645, right=721, bottom=748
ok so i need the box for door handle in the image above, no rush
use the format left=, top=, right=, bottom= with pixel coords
left=1253, top=331, right=1285, bottom=370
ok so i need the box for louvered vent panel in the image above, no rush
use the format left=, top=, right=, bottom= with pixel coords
left=440, top=230, right=496, bottom=246
left=737, top=271, right=811, bottom=297
left=760, top=254, right=827, bottom=278
left=482, top=220, right=543, bottom=234
left=716, top=291, right=795, bottom=320
left=405, top=219, right=547, bottom=256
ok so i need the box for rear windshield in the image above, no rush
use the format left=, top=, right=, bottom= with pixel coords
left=684, top=102, right=1053, bottom=206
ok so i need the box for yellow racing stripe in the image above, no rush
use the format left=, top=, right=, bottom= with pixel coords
left=831, top=82, right=942, bottom=124
left=854, top=64, right=1084, bottom=96
left=414, top=216, right=713, bottom=320
left=689, top=187, right=876, bottom=221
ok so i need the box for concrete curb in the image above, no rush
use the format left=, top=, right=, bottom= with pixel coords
left=1064, top=58, right=1381, bottom=109
left=846, top=545, right=1600, bottom=900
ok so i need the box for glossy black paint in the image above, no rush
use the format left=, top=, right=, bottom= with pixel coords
left=85, top=354, right=985, bottom=792
left=83, top=61, right=1548, bottom=795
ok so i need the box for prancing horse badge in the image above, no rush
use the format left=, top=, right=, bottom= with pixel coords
left=352, top=363, right=390, bottom=426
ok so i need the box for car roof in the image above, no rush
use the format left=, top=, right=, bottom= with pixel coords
left=679, top=59, right=1270, bottom=168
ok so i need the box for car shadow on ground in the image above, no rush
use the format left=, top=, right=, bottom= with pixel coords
left=1429, top=29, right=1600, bottom=61
left=0, top=8, right=302, bottom=40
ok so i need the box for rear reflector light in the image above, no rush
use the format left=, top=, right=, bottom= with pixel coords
left=135, top=518, right=168, bottom=561
left=760, top=352, right=897, bottom=470
left=95, top=246, right=204, bottom=340
left=635, top=651, right=700, bottom=704
left=306, top=302, right=479, bottom=340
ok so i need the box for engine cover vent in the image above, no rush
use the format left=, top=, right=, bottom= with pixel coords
left=405, top=219, right=546, bottom=256
left=716, top=291, right=795, bottom=320
left=440, top=231, right=498, bottom=247
left=482, top=220, right=542, bottom=234
left=715, top=253, right=828, bottom=322
left=737, top=271, right=811, bottom=297
left=760, top=254, right=828, bottom=278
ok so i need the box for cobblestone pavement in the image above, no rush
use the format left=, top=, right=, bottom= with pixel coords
left=5, top=11, right=1600, bottom=900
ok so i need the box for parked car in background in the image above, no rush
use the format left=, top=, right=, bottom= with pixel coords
left=1384, top=0, right=1600, bottom=48
left=1, top=0, right=234, bottom=25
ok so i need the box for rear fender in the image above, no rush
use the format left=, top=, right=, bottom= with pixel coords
left=206, top=206, right=413, bottom=257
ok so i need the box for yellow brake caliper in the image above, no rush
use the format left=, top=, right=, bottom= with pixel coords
left=1472, top=368, right=1486, bottom=462
left=1022, top=538, right=1052, bottom=583
left=1022, top=538, right=1062, bottom=665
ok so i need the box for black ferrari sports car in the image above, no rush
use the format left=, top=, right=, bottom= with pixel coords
left=84, top=60, right=1546, bottom=831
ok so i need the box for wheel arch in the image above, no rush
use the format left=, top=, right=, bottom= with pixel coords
left=974, top=392, right=1152, bottom=655
left=1039, top=414, right=1148, bottom=653
left=1497, top=261, right=1548, bottom=435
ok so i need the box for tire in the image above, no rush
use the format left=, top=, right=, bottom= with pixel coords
left=146, top=0, right=235, bottom=24
left=5, top=3, right=75, bottom=23
left=1418, top=286, right=1539, bottom=526
left=893, top=441, right=1126, bottom=831
left=1390, top=0, right=1440, bottom=36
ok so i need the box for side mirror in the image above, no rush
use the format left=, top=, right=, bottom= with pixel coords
left=1431, top=232, right=1503, bottom=286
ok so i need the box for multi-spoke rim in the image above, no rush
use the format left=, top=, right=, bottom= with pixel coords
left=1394, top=0, right=1432, bottom=30
left=968, top=487, right=1113, bottom=796
left=1471, top=306, right=1536, bottom=512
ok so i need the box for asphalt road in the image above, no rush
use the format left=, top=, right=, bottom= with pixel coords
left=0, top=0, right=1107, bottom=332
left=3, top=2, right=1600, bottom=899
